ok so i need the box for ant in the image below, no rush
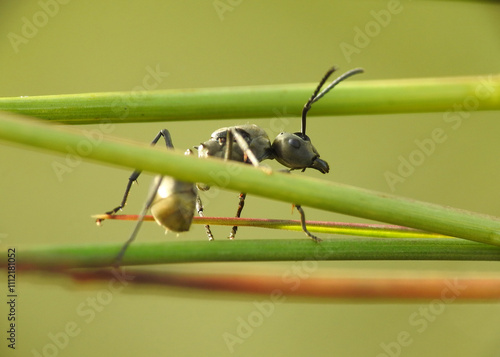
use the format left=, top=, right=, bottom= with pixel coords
left=97, top=66, right=364, bottom=265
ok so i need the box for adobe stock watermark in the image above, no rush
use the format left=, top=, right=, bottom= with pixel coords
left=222, top=243, right=330, bottom=353
left=110, top=64, right=170, bottom=121
left=375, top=278, right=467, bottom=357
left=51, top=122, right=115, bottom=182
left=222, top=260, right=319, bottom=353
left=31, top=269, right=134, bottom=357
left=51, top=64, right=170, bottom=182
left=213, top=0, right=243, bottom=21
left=384, top=74, right=497, bottom=192
left=7, top=0, right=72, bottom=54
left=340, top=0, right=403, bottom=63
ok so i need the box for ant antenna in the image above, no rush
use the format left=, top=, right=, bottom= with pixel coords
left=301, top=67, right=364, bottom=135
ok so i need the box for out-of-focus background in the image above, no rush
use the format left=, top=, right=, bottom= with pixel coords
left=1, top=1, right=499, bottom=356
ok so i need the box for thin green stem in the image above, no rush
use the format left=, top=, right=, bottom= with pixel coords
left=6, top=239, right=500, bottom=269
left=1, top=112, right=500, bottom=247
left=95, top=215, right=451, bottom=238
left=0, top=75, right=498, bottom=124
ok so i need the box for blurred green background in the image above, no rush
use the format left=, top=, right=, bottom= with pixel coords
left=1, top=1, right=499, bottom=356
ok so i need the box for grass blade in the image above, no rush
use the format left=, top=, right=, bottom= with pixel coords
left=1, top=112, right=500, bottom=247
left=5, top=239, right=500, bottom=269
left=0, top=75, right=498, bottom=124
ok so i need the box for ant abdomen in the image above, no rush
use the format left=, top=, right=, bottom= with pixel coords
left=150, top=176, right=197, bottom=233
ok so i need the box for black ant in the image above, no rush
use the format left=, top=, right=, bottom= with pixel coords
left=97, top=67, right=364, bottom=265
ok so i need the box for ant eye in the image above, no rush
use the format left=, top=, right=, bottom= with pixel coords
left=288, top=137, right=301, bottom=149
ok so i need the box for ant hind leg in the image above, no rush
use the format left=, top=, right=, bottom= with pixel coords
left=97, top=129, right=175, bottom=224
left=196, top=195, right=214, bottom=241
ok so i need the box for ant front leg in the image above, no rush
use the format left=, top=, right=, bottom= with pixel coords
left=279, top=170, right=322, bottom=243
left=295, top=205, right=321, bottom=243
left=96, top=129, right=175, bottom=224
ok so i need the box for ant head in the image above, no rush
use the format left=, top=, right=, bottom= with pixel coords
left=271, top=67, right=364, bottom=174
left=272, top=131, right=329, bottom=173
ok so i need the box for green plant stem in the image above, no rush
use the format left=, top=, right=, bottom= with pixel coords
left=0, top=75, right=498, bottom=124
left=1, top=112, right=500, bottom=247
left=5, top=238, right=500, bottom=269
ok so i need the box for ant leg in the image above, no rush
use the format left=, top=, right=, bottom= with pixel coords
left=224, top=129, right=233, bottom=161
left=114, top=176, right=164, bottom=267
left=225, top=129, right=244, bottom=239
left=97, top=129, right=175, bottom=223
left=196, top=195, right=214, bottom=241
left=229, top=193, right=246, bottom=239
left=280, top=168, right=323, bottom=242
left=295, top=205, right=321, bottom=243
left=185, top=148, right=214, bottom=241
left=157, top=129, right=175, bottom=149
left=226, top=128, right=262, bottom=239
left=230, top=128, right=260, bottom=166
left=100, top=169, right=141, bottom=219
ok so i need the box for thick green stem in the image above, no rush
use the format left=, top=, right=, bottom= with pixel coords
left=1, top=112, right=500, bottom=248
left=6, top=239, right=500, bottom=269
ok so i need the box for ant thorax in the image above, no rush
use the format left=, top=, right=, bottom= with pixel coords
left=197, top=124, right=273, bottom=163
